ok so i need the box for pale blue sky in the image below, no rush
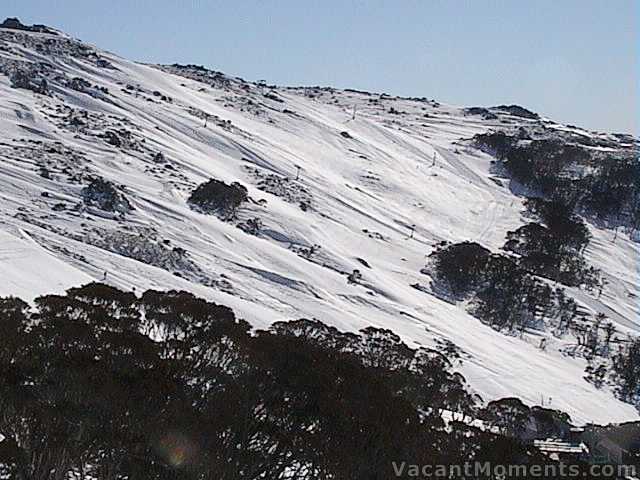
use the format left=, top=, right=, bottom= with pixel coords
left=5, top=0, right=638, bottom=134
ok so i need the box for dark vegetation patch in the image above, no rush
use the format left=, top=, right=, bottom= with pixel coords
left=81, top=177, right=133, bottom=214
left=0, top=25, right=102, bottom=61
left=580, top=320, right=640, bottom=410
left=426, top=197, right=602, bottom=333
left=79, top=228, right=232, bottom=292
left=263, top=91, right=283, bottom=103
left=425, top=193, right=638, bottom=407
left=491, top=104, right=539, bottom=119
left=68, top=76, right=92, bottom=92
left=0, top=29, right=116, bottom=101
left=98, top=128, right=144, bottom=150
left=464, top=106, right=498, bottom=120
left=0, top=285, right=604, bottom=479
left=474, top=130, right=639, bottom=231
left=0, top=17, right=58, bottom=35
left=245, top=165, right=313, bottom=211
left=42, top=105, right=149, bottom=154
left=611, top=337, right=640, bottom=406
left=9, top=68, right=49, bottom=94
left=289, top=243, right=322, bottom=261
left=160, top=63, right=238, bottom=90
left=188, top=178, right=248, bottom=219
left=426, top=241, right=580, bottom=333
left=427, top=241, right=491, bottom=299
left=236, top=216, right=263, bottom=236
left=504, top=198, right=598, bottom=287
left=1, top=140, right=91, bottom=185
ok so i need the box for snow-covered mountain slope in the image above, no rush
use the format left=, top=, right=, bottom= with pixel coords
left=0, top=23, right=638, bottom=425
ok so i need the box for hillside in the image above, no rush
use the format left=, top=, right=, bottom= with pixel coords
left=0, top=20, right=638, bottom=425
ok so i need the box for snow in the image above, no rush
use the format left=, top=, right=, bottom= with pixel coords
left=0, top=26, right=638, bottom=425
left=0, top=228, right=93, bottom=298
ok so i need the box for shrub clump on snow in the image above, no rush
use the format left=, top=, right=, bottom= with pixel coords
left=0, top=17, right=57, bottom=34
left=68, top=76, right=92, bottom=92
left=493, top=104, right=539, bottom=119
left=245, top=166, right=313, bottom=210
left=81, top=178, right=132, bottom=214
left=188, top=178, right=248, bottom=219
left=9, top=68, right=49, bottom=95
left=426, top=241, right=491, bottom=298
left=464, top=107, right=498, bottom=120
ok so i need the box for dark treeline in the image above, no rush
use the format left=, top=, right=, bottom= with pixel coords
left=426, top=194, right=602, bottom=335
left=0, top=284, right=593, bottom=479
left=427, top=217, right=640, bottom=408
left=426, top=190, right=604, bottom=334
left=611, top=336, right=640, bottom=407
left=474, top=131, right=640, bottom=231
left=427, top=240, right=579, bottom=333
left=505, top=198, right=598, bottom=287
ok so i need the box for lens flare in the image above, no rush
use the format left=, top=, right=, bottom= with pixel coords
left=157, top=432, right=198, bottom=467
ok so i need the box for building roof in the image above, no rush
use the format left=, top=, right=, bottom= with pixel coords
left=534, top=439, right=589, bottom=454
